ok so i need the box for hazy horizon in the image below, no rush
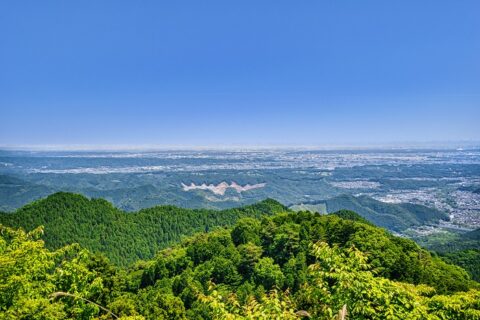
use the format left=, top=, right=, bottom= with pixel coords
left=1, top=140, right=480, bottom=152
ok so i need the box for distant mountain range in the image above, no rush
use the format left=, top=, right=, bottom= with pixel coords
left=0, top=174, right=54, bottom=211
left=290, top=194, right=449, bottom=231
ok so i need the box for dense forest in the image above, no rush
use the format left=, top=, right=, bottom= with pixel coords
left=0, top=192, right=452, bottom=267
left=0, top=193, right=285, bottom=265
left=1, top=195, right=480, bottom=319
left=413, top=228, right=480, bottom=282
left=420, top=228, right=480, bottom=253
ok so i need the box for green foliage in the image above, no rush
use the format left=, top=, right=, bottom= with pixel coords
left=1, top=196, right=479, bottom=319
left=331, top=209, right=374, bottom=225
left=0, top=225, right=110, bottom=319
left=237, top=242, right=263, bottom=278
left=0, top=193, right=285, bottom=266
left=231, top=218, right=262, bottom=246
left=198, top=287, right=298, bottom=320
left=253, top=257, right=285, bottom=290
left=297, top=242, right=432, bottom=319
left=412, top=227, right=480, bottom=281
left=464, top=228, right=480, bottom=240
left=442, top=249, right=480, bottom=282
left=298, top=242, right=480, bottom=319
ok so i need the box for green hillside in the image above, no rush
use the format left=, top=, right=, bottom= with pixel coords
left=464, top=228, right=480, bottom=240
left=323, top=194, right=449, bottom=231
left=331, top=209, right=375, bottom=225
left=416, top=228, right=480, bottom=282
left=0, top=192, right=286, bottom=265
left=417, top=228, right=480, bottom=253
left=442, top=249, right=480, bottom=282
left=1, top=207, right=479, bottom=319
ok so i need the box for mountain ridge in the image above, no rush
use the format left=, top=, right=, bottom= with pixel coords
left=0, top=192, right=286, bottom=265
left=292, top=194, right=449, bottom=231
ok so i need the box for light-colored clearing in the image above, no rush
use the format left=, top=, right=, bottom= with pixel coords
left=181, top=181, right=266, bottom=195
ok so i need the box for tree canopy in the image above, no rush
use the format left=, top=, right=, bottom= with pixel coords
left=0, top=192, right=285, bottom=266
left=1, top=203, right=479, bottom=319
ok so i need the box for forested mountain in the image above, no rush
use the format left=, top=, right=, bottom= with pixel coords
left=298, top=194, right=449, bottom=231
left=416, top=228, right=480, bottom=282
left=442, top=249, right=480, bottom=282
left=0, top=192, right=285, bottom=265
left=1, top=208, right=479, bottom=319
left=464, top=228, right=480, bottom=240
left=0, top=174, right=53, bottom=212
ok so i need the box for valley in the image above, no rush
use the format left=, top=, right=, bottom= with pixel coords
left=1, top=149, right=479, bottom=318
left=1, top=148, right=479, bottom=235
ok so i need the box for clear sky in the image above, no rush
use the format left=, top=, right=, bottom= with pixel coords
left=1, top=1, right=479, bottom=147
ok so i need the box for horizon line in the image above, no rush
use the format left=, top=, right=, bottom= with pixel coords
left=1, top=141, right=479, bottom=152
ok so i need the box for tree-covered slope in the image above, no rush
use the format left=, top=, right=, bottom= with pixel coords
left=0, top=192, right=286, bottom=265
left=464, top=228, right=480, bottom=240
left=417, top=228, right=480, bottom=253
left=331, top=209, right=374, bottom=225
left=324, top=194, right=449, bottom=231
left=0, top=174, right=53, bottom=212
left=442, top=249, right=480, bottom=282
left=1, top=210, right=479, bottom=319
left=416, top=228, right=480, bottom=282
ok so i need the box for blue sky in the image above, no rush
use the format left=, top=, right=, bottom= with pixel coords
left=1, top=1, right=479, bottom=147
